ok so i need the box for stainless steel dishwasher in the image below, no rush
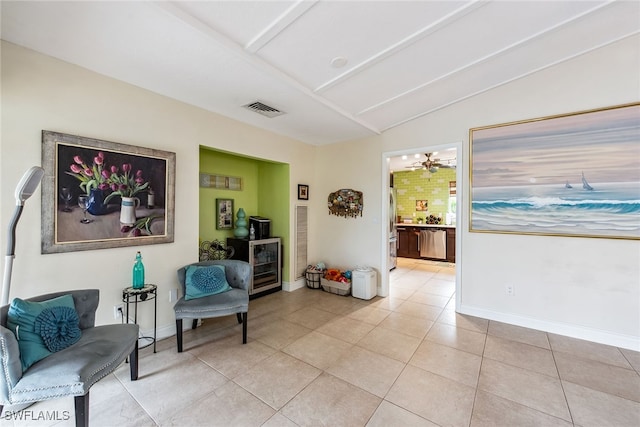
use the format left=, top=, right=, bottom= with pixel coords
left=419, top=229, right=447, bottom=260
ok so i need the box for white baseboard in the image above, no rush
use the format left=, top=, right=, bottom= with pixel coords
left=141, top=299, right=639, bottom=352
left=152, top=322, right=179, bottom=342
left=459, top=304, right=640, bottom=352
left=138, top=318, right=201, bottom=344
left=283, top=279, right=305, bottom=292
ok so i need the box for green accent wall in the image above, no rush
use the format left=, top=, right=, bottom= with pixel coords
left=257, top=162, right=289, bottom=242
left=393, top=168, right=456, bottom=222
left=199, top=147, right=290, bottom=281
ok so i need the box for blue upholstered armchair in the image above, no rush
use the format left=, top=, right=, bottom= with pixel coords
left=0, top=289, right=139, bottom=427
left=174, top=260, right=251, bottom=352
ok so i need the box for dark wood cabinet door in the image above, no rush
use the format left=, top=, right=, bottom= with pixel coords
left=398, top=227, right=421, bottom=258
left=397, top=227, right=410, bottom=257
left=446, top=228, right=456, bottom=263
left=408, top=228, right=421, bottom=258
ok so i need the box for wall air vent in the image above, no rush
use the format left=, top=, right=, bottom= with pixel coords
left=242, top=101, right=285, bottom=118
left=295, top=205, right=308, bottom=280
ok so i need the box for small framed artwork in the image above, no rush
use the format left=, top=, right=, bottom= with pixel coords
left=298, top=184, right=309, bottom=200
left=216, top=198, right=234, bottom=230
left=416, top=200, right=428, bottom=211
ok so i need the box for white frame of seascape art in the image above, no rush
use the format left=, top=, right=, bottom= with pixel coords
left=469, top=103, right=640, bottom=240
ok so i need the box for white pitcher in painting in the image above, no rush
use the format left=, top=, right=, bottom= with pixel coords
left=120, top=197, right=140, bottom=226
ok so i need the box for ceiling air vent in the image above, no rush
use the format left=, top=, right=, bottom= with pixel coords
left=242, top=101, right=285, bottom=118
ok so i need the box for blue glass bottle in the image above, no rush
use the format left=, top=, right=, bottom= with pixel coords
left=132, top=251, right=145, bottom=289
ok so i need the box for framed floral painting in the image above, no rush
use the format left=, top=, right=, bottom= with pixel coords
left=41, top=131, right=176, bottom=253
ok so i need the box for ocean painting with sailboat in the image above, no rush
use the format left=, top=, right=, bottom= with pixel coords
left=470, top=103, right=640, bottom=239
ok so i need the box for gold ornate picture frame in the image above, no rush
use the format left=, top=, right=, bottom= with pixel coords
left=470, top=103, right=640, bottom=240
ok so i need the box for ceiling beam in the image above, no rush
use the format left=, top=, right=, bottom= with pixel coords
left=245, top=0, right=318, bottom=54
left=313, top=0, right=488, bottom=94
left=383, top=31, right=639, bottom=132
left=154, top=1, right=381, bottom=136
left=359, top=0, right=621, bottom=118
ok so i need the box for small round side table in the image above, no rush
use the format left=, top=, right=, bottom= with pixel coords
left=122, top=284, right=157, bottom=353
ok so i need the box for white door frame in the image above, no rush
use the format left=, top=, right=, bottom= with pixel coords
left=380, top=141, right=463, bottom=311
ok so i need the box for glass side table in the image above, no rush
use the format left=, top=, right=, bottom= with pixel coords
left=122, top=284, right=157, bottom=353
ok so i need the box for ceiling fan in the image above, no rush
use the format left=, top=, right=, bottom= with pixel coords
left=405, top=153, right=455, bottom=172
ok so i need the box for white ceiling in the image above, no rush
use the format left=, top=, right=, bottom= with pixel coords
left=2, top=1, right=639, bottom=150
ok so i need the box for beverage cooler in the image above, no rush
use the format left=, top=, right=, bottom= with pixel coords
left=227, top=237, right=281, bottom=297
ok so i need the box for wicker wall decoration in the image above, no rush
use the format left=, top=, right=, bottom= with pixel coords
left=328, top=189, right=363, bottom=218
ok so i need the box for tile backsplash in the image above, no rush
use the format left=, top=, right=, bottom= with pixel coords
left=393, top=168, right=456, bottom=222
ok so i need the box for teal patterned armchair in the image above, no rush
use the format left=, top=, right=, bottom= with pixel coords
left=174, top=260, right=250, bottom=352
left=0, top=289, right=139, bottom=427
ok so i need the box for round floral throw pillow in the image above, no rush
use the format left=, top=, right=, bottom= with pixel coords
left=185, top=265, right=232, bottom=300
left=34, top=305, right=81, bottom=353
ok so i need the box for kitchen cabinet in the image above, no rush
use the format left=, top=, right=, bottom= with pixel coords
left=397, top=227, right=408, bottom=257
left=227, top=237, right=281, bottom=297
left=396, top=226, right=420, bottom=258
left=397, top=225, right=456, bottom=263
left=446, top=228, right=456, bottom=263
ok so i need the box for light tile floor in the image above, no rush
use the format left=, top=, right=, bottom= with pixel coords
left=4, top=258, right=640, bottom=426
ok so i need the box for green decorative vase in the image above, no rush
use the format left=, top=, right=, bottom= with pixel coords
left=234, top=208, right=249, bottom=238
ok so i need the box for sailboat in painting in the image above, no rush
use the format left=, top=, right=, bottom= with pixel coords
left=565, top=180, right=573, bottom=189
left=581, top=171, right=594, bottom=190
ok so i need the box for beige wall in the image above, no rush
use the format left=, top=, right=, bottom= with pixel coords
left=2, top=34, right=639, bottom=350
left=0, top=41, right=315, bottom=338
left=314, top=35, right=640, bottom=350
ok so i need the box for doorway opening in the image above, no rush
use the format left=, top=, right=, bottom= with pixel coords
left=381, top=142, right=462, bottom=311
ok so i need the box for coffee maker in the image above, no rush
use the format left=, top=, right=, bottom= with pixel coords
left=249, top=216, right=271, bottom=240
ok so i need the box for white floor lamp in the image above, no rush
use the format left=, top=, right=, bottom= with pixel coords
left=2, top=166, right=45, bottom=306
